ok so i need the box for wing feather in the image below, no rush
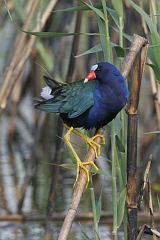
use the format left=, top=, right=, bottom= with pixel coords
left=35, top=80, right=96, bottom=118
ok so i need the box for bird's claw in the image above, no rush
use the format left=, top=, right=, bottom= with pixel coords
left=74, top=160, right=99, bottom=189
left=87, top=134, right=105, bottom=158
left=92, top=134, right=106, bottom=144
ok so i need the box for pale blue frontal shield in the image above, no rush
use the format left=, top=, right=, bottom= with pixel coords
left=91, top=64, right=98, bottom=71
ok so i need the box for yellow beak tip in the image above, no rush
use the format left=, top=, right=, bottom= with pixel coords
left=84, top=78, right=88, bottom=83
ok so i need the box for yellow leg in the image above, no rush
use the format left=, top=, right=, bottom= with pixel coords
left=64, top=124, right=105, bottom=158
left=64, top=126, right=99, bottom=188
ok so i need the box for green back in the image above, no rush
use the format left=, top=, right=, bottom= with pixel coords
left=36, top=80, right=96, bottom=118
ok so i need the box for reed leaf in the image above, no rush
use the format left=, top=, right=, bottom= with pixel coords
left=117, top=188, right=126, bottom=228
left=53, top=4, right=103, bottom=13
left=129, top=0, right=160, bottom=81
left=128, top=0, right=157, bottom=33
left=115, top=135, right=125, bottom=153
left=96, top=188, right=102, bottom=223
left=107, top=7, right=119, bottom=28
left=146, top=63, right=160, bottom=81
left=83, top=1, right=105, bottom=21
left=111, top=0, right=123, bottom=18
left=114, top=46, right=125, bottom=58
left=76, top=41, right=118, bottom=58
left=75, top=43, right=102, bottom=57
left=23, top=30, right=101, bottom=37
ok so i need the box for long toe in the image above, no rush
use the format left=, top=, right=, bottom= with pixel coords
left=83, top=161, right=99, bottom=173
left=92, top=134, right=106, bottom=145
left=75, top=161, right=99, bottom=189
left=87, top=138, right=101, bottom=158
left=74, top=162, right=90, bottom=189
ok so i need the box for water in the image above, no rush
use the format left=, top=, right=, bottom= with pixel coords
left=0, top=222, right=121, bottom=240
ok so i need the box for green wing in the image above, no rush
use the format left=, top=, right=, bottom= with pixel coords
left=35, top=80, right=96, bottom=118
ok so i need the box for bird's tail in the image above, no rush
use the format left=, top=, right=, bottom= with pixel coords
left=34, top=75, right=64, bottom=112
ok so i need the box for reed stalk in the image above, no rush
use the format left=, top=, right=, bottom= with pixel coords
left=0, top=211, right=160, bottom=223
left=101, top=0, right=112, bottom=62
left=111, top=122, right=117, bottom=239
left=90, top=183, right=99, bottom=239
left=119, top=7, right=127, bottom=240
left=100, top=2, right=118, bottom=237
left=126, top=42, right=148, bottom=240
left=0, top=0, right=58, bottom=111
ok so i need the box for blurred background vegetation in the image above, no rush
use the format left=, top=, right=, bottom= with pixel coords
left=0, top=0, right=160, bottom=239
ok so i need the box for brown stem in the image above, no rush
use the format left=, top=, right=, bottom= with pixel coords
left=0, top=0, right=38, bottom=110
left=0, top=0, right=58, bottom=111
left=0, top=211, right=160, bottom=223
left=137, top=154, right=152, bottom=207
left=127, top=42, right=148, bottom=240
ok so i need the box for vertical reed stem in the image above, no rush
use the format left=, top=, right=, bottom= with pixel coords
left=127, top=114, right=138, bottom=239
left=102, top=0, right=112, bottom=62
left=90, top=184, right=99, bottom=239
left=111, top=122, right=117, bottom=239
left=127, top=44, right=148, bottom=240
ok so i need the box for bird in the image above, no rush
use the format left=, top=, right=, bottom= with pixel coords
left=35, top=62, right=129, bottom=187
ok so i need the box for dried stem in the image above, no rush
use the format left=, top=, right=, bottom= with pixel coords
left=137, top=154, right=152, bottom=207
left=0, top=0, right=58, bottom=111
left=136, top=224, right=160, bottom=240
left=0, top=0, right=38, bottom=109
left=0, top=211, right=160, bottom=223
left=127, top=41, right=148, bottom=240
left=58, top=34, right=148, bottom=240
left=148, top=180, right=157, bottom=240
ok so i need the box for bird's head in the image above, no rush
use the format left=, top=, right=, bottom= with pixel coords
left=84, top=62, right=121, bottom=83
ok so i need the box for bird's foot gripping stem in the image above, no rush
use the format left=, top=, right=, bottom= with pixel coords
left=86, top=134, right=106, bottom=158
left=70, top=130, right=105, bottom=159
left=64, top=124, right=105, bottom=159
left=64, top=127, right=100, bottom=188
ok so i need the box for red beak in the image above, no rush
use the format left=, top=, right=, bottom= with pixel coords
left=84, top=70, right=96, bottom=83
